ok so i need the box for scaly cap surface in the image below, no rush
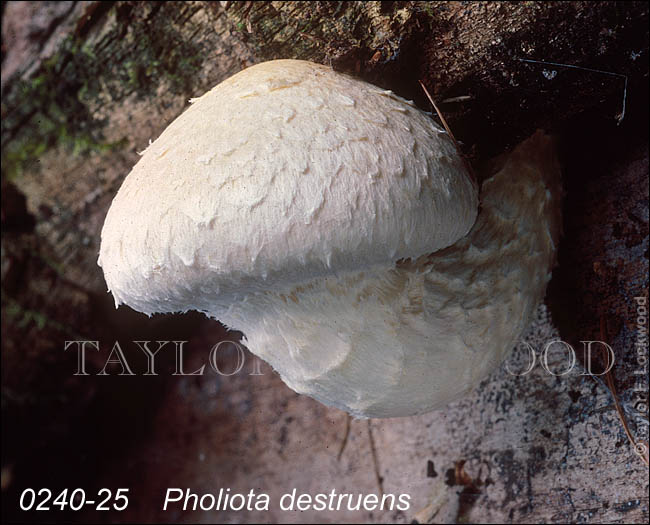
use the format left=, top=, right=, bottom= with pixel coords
left=98, top=60, right=478, bottom=317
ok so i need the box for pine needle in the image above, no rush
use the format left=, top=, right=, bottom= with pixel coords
left=419, top=80, right=477, bottom=186
left=599, top=314, right=649, bottom=467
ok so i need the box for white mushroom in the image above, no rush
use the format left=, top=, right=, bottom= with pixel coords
left=98, top=59, right=561, bottom=418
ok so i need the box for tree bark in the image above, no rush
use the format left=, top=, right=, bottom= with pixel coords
left=1, top=2, right=648, bottom=524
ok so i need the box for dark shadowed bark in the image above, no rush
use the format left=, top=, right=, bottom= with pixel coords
left=1, top=2, right=648, bottom=523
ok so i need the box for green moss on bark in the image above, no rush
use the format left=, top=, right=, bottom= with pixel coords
left=1, top=2, right=208, bottom=181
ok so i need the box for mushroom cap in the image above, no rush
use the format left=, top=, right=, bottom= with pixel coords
left=98, top=59, right=478, bottom=317
left=98, top=60, right=478, bottom=315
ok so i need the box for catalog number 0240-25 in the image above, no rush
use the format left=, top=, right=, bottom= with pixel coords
left=19, top=488, right=129, bottom=512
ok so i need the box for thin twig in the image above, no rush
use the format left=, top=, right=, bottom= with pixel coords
left=517, top=58, right=628, bottom=125
left=337, top=413, right=352, bottom=461
left=599, top=315, right=649, bottom=467
left=367, top=420, right=384, bottom=496
left=441, top=94, right=474, bottom=103
left=418, top=81, right=462, bottom=155
left=419, top=80, right=477, bottom=186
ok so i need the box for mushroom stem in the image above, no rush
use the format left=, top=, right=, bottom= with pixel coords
left=218, top=131, right=562, bottom=418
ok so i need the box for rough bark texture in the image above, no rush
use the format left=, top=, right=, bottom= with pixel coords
left=1, top=2, right=648, bottom=524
